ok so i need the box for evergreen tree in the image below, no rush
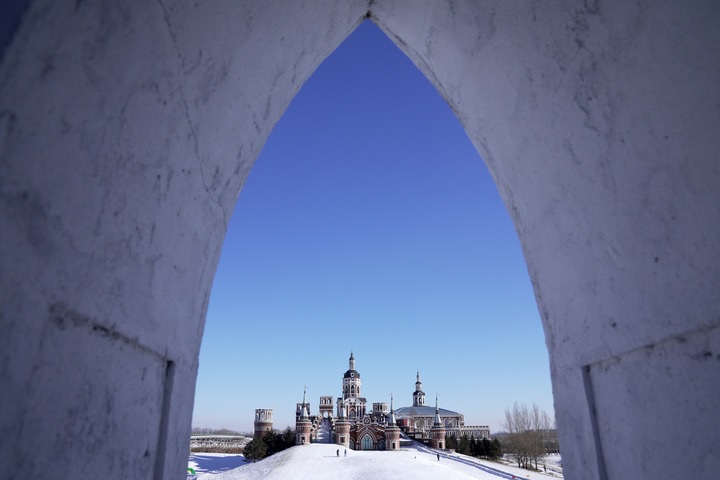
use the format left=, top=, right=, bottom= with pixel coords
left=488, top=438, right=502, bottom=459
left=242, top=438, right=267, bottom=461
left=458, top=434, right=471, bottom=455
left=445, top=434, right=458, bottom=451
left=281, top=427, right=295, bottom=449
left=474, top=437, right=486, bottom=457
left=262, top=431, right=279, bottom=456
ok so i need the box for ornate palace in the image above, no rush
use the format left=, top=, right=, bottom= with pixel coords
left=287, top=352, right=489, bottom=450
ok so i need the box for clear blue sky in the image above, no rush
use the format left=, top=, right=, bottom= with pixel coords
left=192, top=21, right=554, bottom=434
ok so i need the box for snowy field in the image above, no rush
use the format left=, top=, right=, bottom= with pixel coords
left=188, top=444, right=563, bottom=480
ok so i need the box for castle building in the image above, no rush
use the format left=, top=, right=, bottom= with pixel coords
left=393, top=371, right=464, bottom=435
left=294, top=353, right=488, bottom=449
left=393, top=371, right=490, bottom=440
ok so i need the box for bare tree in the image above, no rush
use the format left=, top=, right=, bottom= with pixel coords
left=502, top=402, right=553, bottom=470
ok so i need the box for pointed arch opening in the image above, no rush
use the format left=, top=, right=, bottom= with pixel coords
left=193, top=18, right=552, bottom=450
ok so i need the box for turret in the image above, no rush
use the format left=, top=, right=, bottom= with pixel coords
left=334, top=402, right=351, bottom=448
left=385, top=394, right=401, bottom=450
left=253, top=409, right=273, bottom=440
left=430, top=394, right=446, bottom=450
left=295, top=387, right=312, bottom=445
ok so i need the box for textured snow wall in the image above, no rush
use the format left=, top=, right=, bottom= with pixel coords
left=1, top=1, right=718, bottom=479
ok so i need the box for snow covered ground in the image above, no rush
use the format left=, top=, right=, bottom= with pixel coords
left=188, top=444, right=563, bottom=480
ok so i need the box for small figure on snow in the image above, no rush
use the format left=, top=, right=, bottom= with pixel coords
left=336, top=449, right=339, bottom=457
left=437, top=453, right=440, bottom=461
left=344, top=449, right=347, bottom=457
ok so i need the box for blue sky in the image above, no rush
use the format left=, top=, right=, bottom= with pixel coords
left=192, top=21, right=554, bottom=434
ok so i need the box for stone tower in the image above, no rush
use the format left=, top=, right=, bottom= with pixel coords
left=334, top=403, right=351, bottom=448
left=430, top=395, right=446, bottom=450
left=296, top=388, right=312, bottom=445
left=253, top=409, right=273, bottom=440
left=413, top=371, right=426, bottom=407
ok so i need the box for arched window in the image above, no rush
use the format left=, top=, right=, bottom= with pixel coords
left=361, top=434, right=373, bottom=451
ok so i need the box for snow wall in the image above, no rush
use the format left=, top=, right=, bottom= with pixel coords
left=1, top=1, right=718, bottom=479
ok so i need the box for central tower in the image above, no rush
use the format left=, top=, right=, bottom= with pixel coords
left=343, top=352, right=362, bottom=399
left=337, top=352, right=367, bottom=420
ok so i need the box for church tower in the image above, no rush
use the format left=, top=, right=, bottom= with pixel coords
left=430, top=395, right=446, bottom=449
left=338, top=351, right=366, bottom=420
left=343, top=352, right=361, bottom=398
left=413, top=371, right=426, bottom=407
left=296, top=388, right=312, bottom=445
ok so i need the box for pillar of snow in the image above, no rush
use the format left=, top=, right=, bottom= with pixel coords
left=1, top=1, right=718, bottom=479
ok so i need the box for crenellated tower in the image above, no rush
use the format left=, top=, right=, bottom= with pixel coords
left=253, top=408, right=273, bottom=440
left=334, top=402, right=351, bottom=448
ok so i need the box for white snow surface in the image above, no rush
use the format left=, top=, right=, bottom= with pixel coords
left=188, top=444, right=563, bottom=480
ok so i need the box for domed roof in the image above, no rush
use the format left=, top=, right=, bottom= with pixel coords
left=343, top=369, right=360, bottom=379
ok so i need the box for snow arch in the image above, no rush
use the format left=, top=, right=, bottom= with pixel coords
left=1, top=1, right=719, bottom=479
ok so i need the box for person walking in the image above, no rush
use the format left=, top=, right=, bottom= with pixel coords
left=336, top=449, right=339, bottom=457
left=344, top=449, right=347, bottom=457
left=437, top=453, right=440, bottom=461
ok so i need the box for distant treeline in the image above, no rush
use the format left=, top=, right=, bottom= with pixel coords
left=191, top=427, right=249, bottom=436
left=445, top=434, right=503, bottom=459
left=191, top=446, right=245, bottom=454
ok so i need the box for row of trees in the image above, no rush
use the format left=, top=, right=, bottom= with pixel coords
left=242, top=428, right=296, bottom=461
left=501, top=402, right=555, bottom=470
left=445, top=434, right=502, bottom=459
left=191, top=427, right=246, bottom=436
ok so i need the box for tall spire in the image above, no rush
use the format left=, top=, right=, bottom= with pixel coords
left=388, top=393, right=397, bottom=426
left=300, top=386, right=309, bottom=419
left=433, top=393, right=442, bottom=427
left=349, top=351, right=355, bottom=371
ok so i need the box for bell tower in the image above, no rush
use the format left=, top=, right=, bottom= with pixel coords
left=413, top=370, right=426, bottom=407
left=338, top=352, right=367, bottom=420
